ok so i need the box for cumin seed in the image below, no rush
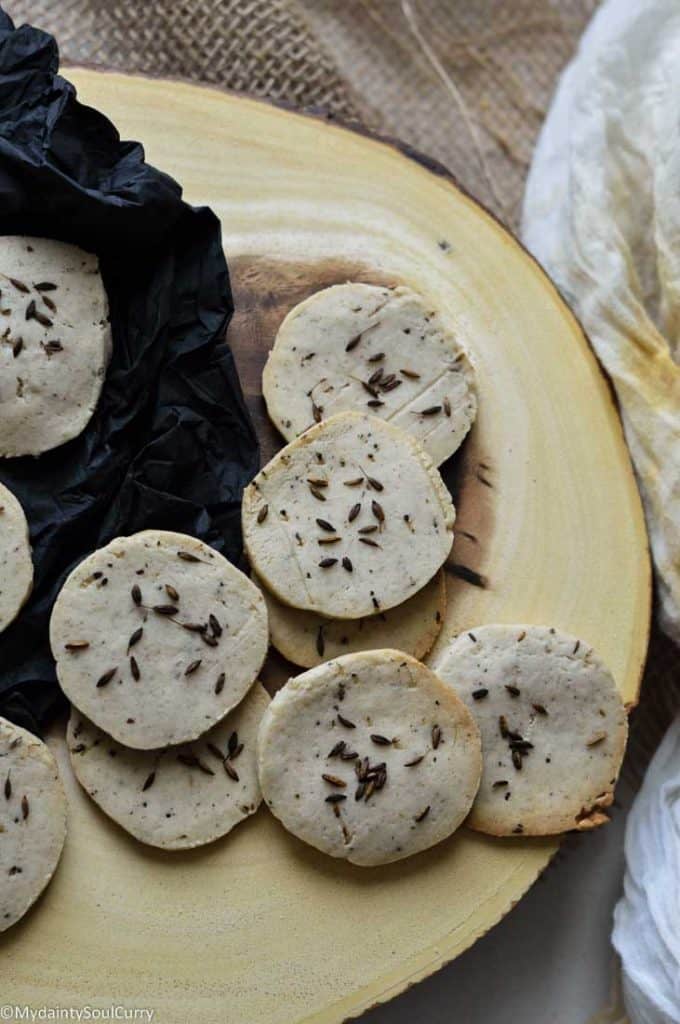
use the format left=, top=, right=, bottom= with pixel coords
left=185, top=659, right=202, bottom=676
left=322, top=774, right=346, bottom=787
left=337, top=714, right=356, bottom=729
left=414, top=805, right=430, bottom=823
left=257, top=504, right=269, bottom=524
left=153, top=604, right=178, bottom=616
left=316, top=518, right=336, bottom=532
left=128, top=627, right=143, bottom=650
left=319, top=557, right=338, bottom=568
left=96, top=668, right=117, bottom=688
left=348, top=503, right=361, bottom=523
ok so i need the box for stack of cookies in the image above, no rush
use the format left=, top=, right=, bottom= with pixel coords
left=246, top=282, right=628, bottom=863
left=254, top=281, right=477, bottom=668
left=50, top=530, right=270, bottom=851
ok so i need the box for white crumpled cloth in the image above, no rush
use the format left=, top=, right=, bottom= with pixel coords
left=612, top=718, right=680, bottom=1024
left=522, top=2, right=680, bottom=1021
left=522, top=0, right=680, bottom=645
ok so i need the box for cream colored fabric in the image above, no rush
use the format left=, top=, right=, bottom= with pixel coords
left=522, top=0, right=680, bottom=646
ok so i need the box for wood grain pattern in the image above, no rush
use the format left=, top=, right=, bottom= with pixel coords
left=0, top=70, right=651, bottom=1024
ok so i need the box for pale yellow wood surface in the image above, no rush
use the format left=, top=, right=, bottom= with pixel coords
left=0, top=71, right=651, bottom=1024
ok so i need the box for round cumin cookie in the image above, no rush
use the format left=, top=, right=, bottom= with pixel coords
left=257, top=650, right=482, bottom=866
left=0, top=718, right=67, bottom=931
left=256, top=570, right=446, bottom=669
left=50, top=530, right=269, bottom=750
left=0, top=237, right=111, bottom=457
left=67, top=683, right=269, bottom=850
left=433, top=624, right=628, bottom=836
left=0, top=482, right=33, bottom=633
left=242, top=412, right=455, bottom=619
left=262, top=283, right=477, bottom=466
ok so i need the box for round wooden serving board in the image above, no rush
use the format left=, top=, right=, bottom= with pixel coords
left=0, top=71, right=650, bottom=1023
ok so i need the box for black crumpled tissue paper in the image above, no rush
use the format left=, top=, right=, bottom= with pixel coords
left=0, top=9, right=259, bottom=735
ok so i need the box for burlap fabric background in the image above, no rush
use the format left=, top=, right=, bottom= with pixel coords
left=4, top=0, right=678, bottom=773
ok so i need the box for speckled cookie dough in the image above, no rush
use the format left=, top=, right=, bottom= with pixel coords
left=433, top=624, right=628, bottom=836
left=50, top=530, right=269, bottom=750
left=67, top=683, right=269, bottom=849
left=242, top=412, right=455, bottom=619
left=262, top=283, right=476, bottom=465
left=257, top=650, right=481, bottom=866
left=0, top=237, right=111, bottom=456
